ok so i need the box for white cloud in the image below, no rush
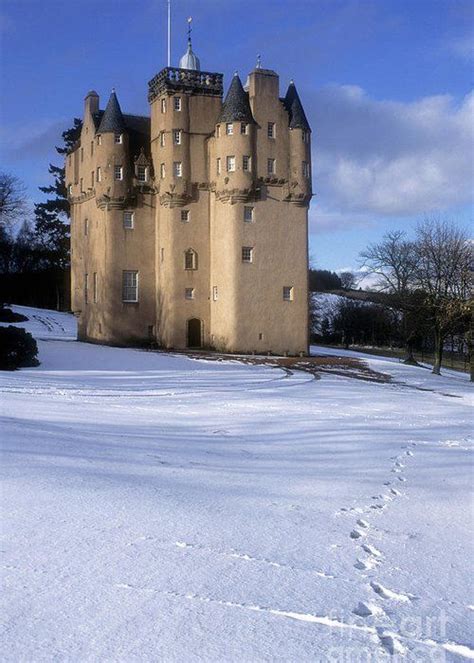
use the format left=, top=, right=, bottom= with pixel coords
left=309, top=85, right=474, bottom=222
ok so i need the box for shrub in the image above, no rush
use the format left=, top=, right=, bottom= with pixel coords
left=0, top=326, right=39, bottom=370
left=0, top=307, right=28, bottom=323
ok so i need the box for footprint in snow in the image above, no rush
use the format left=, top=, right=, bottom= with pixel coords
left=350, top=529, right=366, bottom=539
left=354, top=557, right=378, bottom=571
left=352, top=601, right=384, bottom=617
left=397, top=476, right=407, bottom=482
left=390, top=488, right=401, bottom=496
left=377, top=629, right=406, bottom=656
left=356, top=519, right=370, bottom=529
left=405, top=450, right=414, bottom=456
left=362, top=543, right=382, bottom=557
left=370, top=581, right=412, bottom=602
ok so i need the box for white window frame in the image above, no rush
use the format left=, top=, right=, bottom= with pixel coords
left=267, top=122, right=275, bottom=138
left=173, top=161, right=182, bottom=177
left=242, top=246, right=253, bottom=263
left=96, top=166, right=101, bottom=182
left=283, top=286, right=294, bottom=301
left=174, top=96, right=182, bottom=111
left=242, top=155, right=251, bottom=172
left=160, top=132, right=165, bottom=147
left=97, top=135, right=102, bottom=145
left=122, top=270, right=139, bottom=303
left=161, top=98, right=166, bottom=113
left=173, top=129, right=182, bottom=145
left=184, top=249, right=197, bottom=270
left=226, top=156, right=235, bottom=172
left=212, top=286, right=218, bottom=301
left=68, top=184, right=73, bottom=196
left=243, top=206, right=254, bottom=223
left=240, top=123, right=248, bottom=135
left=267, top=158, right=276, bottom=175
left=114, top=165, right=123, bottom=181
left=160, top=163, right=166, bottom=179
left=226, top=123, right=233, bottom=135
left=123, top=211, right=134, bottom=229
left=137, top=165, right=147, bottom=183
left=114, top=133, right=123, bottom=144
left=181, top=210, right=190, bottom=222
left=185, top=288, right=195, bottom=300
left=216, top=125, right=221, bottom=138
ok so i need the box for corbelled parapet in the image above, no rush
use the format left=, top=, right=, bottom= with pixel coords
left=148, top=67, right=223, bottom=102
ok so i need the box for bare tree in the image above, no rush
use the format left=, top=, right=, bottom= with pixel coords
left=339, top=271, right=357, bottom=290
left=412, top=219, right=472, bottom=375
left=0, top=173, right=27, bottom=229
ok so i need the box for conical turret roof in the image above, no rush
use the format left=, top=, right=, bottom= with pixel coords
left=284, top=81, right=310, bottom=131
left=217, top=73, right=255, bottom=124
left=179, top=39, right=201, bottom=71
left=97, top=90, right=126, bottom=134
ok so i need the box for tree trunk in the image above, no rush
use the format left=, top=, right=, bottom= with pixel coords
left=432, top=329, right=443, bottom=375
left=403, top=340, right=417, bottom=365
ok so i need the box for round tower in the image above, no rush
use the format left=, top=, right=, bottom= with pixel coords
left=284, top=81, right=312, bottom=206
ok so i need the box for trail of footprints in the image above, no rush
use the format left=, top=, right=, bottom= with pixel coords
left=343, top=442, right=418, bottom=656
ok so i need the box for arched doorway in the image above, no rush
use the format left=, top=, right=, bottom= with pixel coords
left=187, top=318, right=202, bottom=348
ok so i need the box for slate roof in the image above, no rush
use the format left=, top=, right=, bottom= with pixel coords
left=217, top=74, right=255, bottom=124
left=97, top=91, right=126, bottom=133
left=283, top=82, right=311, bottom=131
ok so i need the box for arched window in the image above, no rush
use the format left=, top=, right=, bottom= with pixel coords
left=184, top=249, right=198, bottom=270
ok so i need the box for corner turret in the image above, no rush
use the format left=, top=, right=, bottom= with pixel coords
left=97, top=90, right=126, bottom=134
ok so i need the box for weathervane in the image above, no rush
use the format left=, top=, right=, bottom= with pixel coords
left=187, top=16, right=192, bottom=43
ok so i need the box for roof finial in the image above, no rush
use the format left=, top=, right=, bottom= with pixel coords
left=256, top=54, right=261, bottom=69
left=187, top=16, right=192, bottom=43
left=111, top=87, right=116, bottom=93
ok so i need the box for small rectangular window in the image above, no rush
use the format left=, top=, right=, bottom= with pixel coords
left=173, top=129, right=182, bottom=145
left=90, top=141, right=94, bottom=156
left=80, top=177, right=84, bottom=192
left=244, top=206, right=254, bottom=223
left=122, top=270, right=138, bottom=302
left=114, top=165, right=123, bottom=180
left=93, top=272, right=98, bottom=303
left=84, top=273, right=88, bottom=304
left=267, top=122, right=275, bottom=138
left=174, top=97, right=182, bottom=111
left=114, top=133, right=123, bottom=144
left=302, top=130, right=309, bottom=143
left=185, top=288, right=195, bottom=300
left=216, top=157, right=221, bottom=175
left=80, top=147, right=84, bottom=162
left=68, top=184, right=72, bottom=196
left=160, top=132, right=165, bottom=147
left=173, top=161, right=182, bottom=177
left=216, top=125, right=220, bottom=138
left=283, top=286, right=294, bottom=301
left=123, top=211, right=134, bottom=229
left=161, top=98, right=166, bottom=113
left=160, top=248, right=164, bottom=262
left=240, top=123, right=248, bottom=135
left=97, top=135, right=102, bottom=145
left=84, top=218, right=89, bottom=235
left=226, top=123, right=233, bottom=135
left=160, top=163, right=166, bottom=179
left=96, top=166, right=101, bottom=182
left=181, top=210, right=190, bottom=222
left=226, top=156, right=235, bottom=172
left=242, top=246, right=253, bottom=263
left=91, top=171, right=94, bottom=187
left=267, top=158, right=276, bottom=175
left=302, top=161, right=310, bottom=178
left=137, top=165, right=147, bottom=182
left=184, top=250, right=197, bottom=270
left=242, top=155, right=251, bottom=172
left=212, top=286, right=218, bottom=301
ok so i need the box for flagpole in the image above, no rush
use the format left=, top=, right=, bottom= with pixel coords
left=167, top=0, right=171, bottom=67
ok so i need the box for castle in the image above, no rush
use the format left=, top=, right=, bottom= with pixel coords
left=66, top=34, right=312, bottom=355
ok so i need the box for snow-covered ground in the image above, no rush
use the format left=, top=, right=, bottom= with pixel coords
left=1, top=306, right=473, bottom=661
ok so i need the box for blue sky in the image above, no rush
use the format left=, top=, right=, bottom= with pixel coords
left=1, top=0, right=472, bottom=271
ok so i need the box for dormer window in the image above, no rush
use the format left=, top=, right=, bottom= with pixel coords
left=267, top=122, right=275, bottom=138
left=174, top=97, right=182, bottom=111
left=137, top=165, right=147, bottom=183
left=226, top=123, right=233, bottom=135
left=114, top=134, right=123, bottom=144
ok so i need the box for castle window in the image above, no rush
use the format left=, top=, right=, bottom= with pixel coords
left=173, top=161, right=182, bottom=177
left=216, top=158, right=221, bottom=175
left=216, top=125, right=220, bottom=138
left=283, top=286, right=294, bottom=301
left=244, top=206, right=254, bottom=223
left=160, top=132, right=165, bottom=147
left=123, top=211, right=134, bottom=229
left=212, top=286, right=218, bottom=301
left=302, top=161, right=310, bottom=178
left=160, top=248, right=164, bottom=262
left=122, top=270, right=138, bottom=302
left=80, top=147, right=84, bottom=162
left=97, top=135, right=102, bottom=145
left=226, top=156, right=235, bottom=172
left=91, top=171, right=94, bottom=188
left=267, top=122, right=275, bottom=138
left=137, top=165, right=147, bottom=182
left=181, top=210, right=190, bottom=222
left=161, top=98, right=166, bottom=113
left=84, top=273, right=88, bottom=304
left=267, top=158, right=276, bottom=175
left=160, top=163, right=166, bottom=179
left=114, top=134, right=123, bottom=144
left=241, top=123, right=248, bottom=135
left=114, top=165, right=123, bottom=180
left=242, top=246, right=253, bottom=263
left=185, top=288, right=195, bottom=300
left=184, top=249, right=198, bottom=270
left=84, top=218, right=89, bottom=235
left=68, top=184, right=72, bottom=196
left=242, top=155, right=251, bottom=172
left=302, top=130, right=309, bottom=143
left=90, top=141, right=94, bottom=156
left=80, top=177, right=84, bottom=192
left=93, top=273, right=98, bottom=303
left=226, top=123, right=233, bottom=135
left=68, top=155, right=72, bottom=166
left=96, top=166, right=101, bottom=182
left=174, top=97, right=182, bottom=111
left=173, top=129, right=182, bottom=145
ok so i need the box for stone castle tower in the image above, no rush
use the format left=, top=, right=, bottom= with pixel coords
left=66, top=35, right=312, bottom=355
